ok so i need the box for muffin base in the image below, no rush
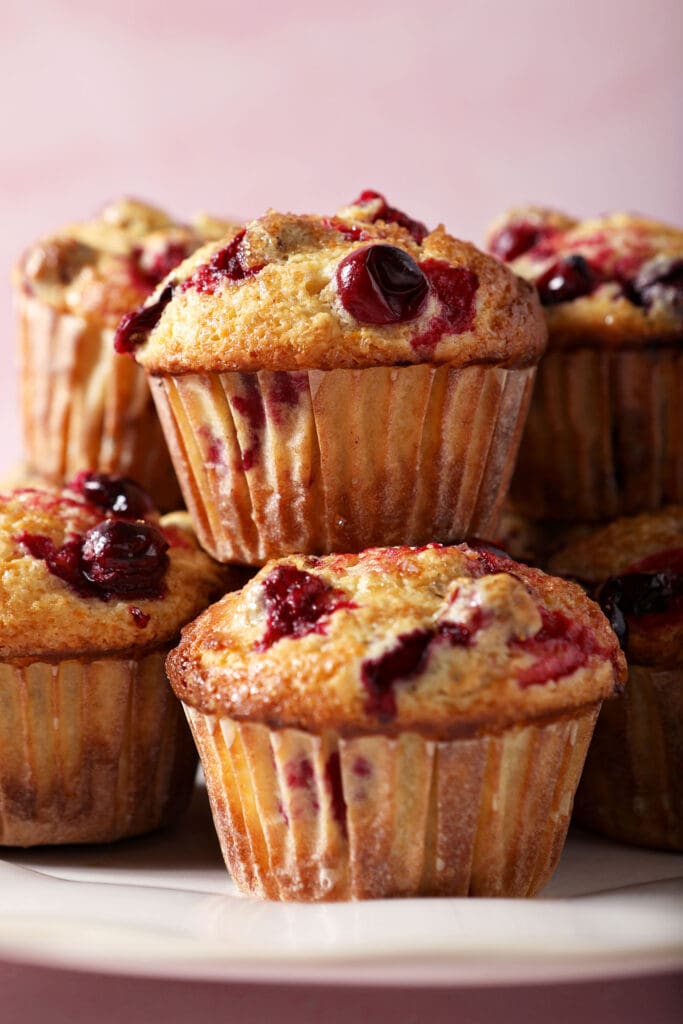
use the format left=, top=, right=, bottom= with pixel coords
left=150, top=363, right=535, bottom=564
left=510, top=345, right=683, bottom=521
left=17, top=295, right=182, bottom=510
left=184, top=706, right=599, bottom=901
left=0, top=649, right=197, bottom=846
left=573, top=665, right=683, bottom=851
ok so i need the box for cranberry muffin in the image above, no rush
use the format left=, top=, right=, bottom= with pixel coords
left=549, top=508, right=683, bottom=850
left=14, top=199, right=237, bottom=509
left=167, top=543, right=625, bottom=901
left=0, top=475, right=230, bottom=846
left=118, top=192, right=546, bottom=564
left=487, top=209, right=683, bottom=520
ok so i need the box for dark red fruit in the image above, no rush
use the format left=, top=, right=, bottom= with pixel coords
left=411, top=261, right=479, bottom=352
left=489, top=221, right=546, bottom=262
left=80, top=520, right=169, bottom=597
left=182, top=230, right=264, bottom=294
left=17, top=532, right=91, bottom=597
left=256, top=566, right=355, bottom=651
left=512, top=607, right=612, bottom=688
left=536, top=254, right=599, bottom=305
left=624, top=257, right=683, bottom=310
left=129, top=241, right=190, bottom=291
left=336, top=244, right=429, bottom=325
left=71, top=471, right=154, bottom=519
left=129, top=606, right=151, bottom=628
left=322, top=218, right=369, bottom=242
left=352, top=190, right=429, bottom=243
left=361, top=619, right=478, bottom=719
left=114, top=283, right=174, bottom=354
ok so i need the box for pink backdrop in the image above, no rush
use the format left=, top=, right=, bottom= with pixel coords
left=2, top=0, right=682, bottom=472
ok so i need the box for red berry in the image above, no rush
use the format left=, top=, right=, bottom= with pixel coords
left=336, top=244, right=429, bottom=325
left=71, top=471, right=154, bottom=519
left=536, top=255, right=598, bottom=305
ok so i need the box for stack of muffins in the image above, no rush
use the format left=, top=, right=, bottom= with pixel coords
left=10, top=189, right=678, bottom=904
left=487, top=207, right=683, bottom=852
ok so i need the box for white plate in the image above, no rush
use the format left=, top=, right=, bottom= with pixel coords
left=1, top=781, right=682, bottom=987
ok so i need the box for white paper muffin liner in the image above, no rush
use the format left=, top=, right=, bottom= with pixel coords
left=17, top=294, right=181, bottom=510
left=0, top=648, right=197, bottom=846
left=183, top=706, right=600, bottom=901
left=574, top=665, right=683, bottom=851
left=510, top=345, right=683, bottom=521
left=149, top=363, right=535, bottom=564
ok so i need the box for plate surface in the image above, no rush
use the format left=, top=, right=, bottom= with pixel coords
left=1, top=781, right=682, bottom=987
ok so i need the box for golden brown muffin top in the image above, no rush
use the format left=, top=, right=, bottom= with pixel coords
left=548, top=508, right=683, bottom=667
left=119, top=192, right=546, bottom=374
left=167, top=543, right=625, bottom=739
left=486, top=208, right=683, bottom=348
left=0, top=475, right=231, bottom=659
left=15, top=198, right=238, bottom=327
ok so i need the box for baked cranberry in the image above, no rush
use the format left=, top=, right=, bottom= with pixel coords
left=488, top=222, right=546, bottom=262
left=322, top=218, right=369, bottom=242
left=336, top=245, right=429, bottom=325
left=595, top=578, right=629, bottom=648
left=513, top=608, right=596, bottom=687
left=352, top=190, right=429, bottom=243
left=17, top=533, right=92, bottom=597
left=130, top=241, right=190, bottom=291
left=624, top=257, right=683, bottom=310
left=71, top=471, right=154, bottom=519
left=81, top=520, right=169, bottom=597
left=361, top=628, right=432, bottom=718
left=411, top=261, right=479, bottom=353
left=536, top=255, right=599, bottom=305
left=182, top=230, right=264, bottom=294
left=114, top=283, right=174, bottom=354
left=256, top=565, right=355, bottom=650
left=361, top=618, right=478, bottom=718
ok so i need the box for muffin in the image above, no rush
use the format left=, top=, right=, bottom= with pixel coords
left=0, top=474, right=230, bottom=846
left=167, top=543, right=625, bottom=901
left=117, top=192, right=546, bottom=564
left=487, top=209, right=683, bottom=521
left=549, top=508, right=683, bottom=850
left=14, top=198, right=237, bottom=510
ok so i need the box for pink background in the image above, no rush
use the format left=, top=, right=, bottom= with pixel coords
left=2, top=0, right=682, bottom=472
left=1, top=0, right=682, bottom=1017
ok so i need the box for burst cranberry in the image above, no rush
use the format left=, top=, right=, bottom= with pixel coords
left=336, top=244, right=429, bottom=325
left=80, top=520, right=169, bottom=597
left=489, top=221, right=544, bottom=262
left=256, top=566, right=355, bottom=650
left=625, top=257, right=683, bottom=310
left=182, top=230, right=264, bottom=294
left=71, top=471, right=154, bottom=519
left=535, top=254, right=599, bottom=305
left=352, top=190, right=429, bottom=243
left=130, top=241, right=189, bottom=291
left=114, top=283, right=174, bottom=353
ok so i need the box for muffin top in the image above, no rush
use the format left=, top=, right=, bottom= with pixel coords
left=118, top=190, right=546, bottom=374
left=15, top=198, right=237, bottom=327
left=0, top=475, right=230, bottom=659
left=167, top=543, right=625, bottom=739
left=548, top=508, right=683, bottom=667
left=486, top=208, right=683, bottom=348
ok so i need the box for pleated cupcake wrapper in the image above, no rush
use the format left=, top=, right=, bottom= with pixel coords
left=574, top=665, right=683, bottom=851
left=184, top=706, right=599, bottom=901
left=149, top=363, right=535, bottom=564
left=17, top=294, right=181, bottom=510
left=510, top=345, right=683, bottom=521
left=0, top=649, right=197, bottom=846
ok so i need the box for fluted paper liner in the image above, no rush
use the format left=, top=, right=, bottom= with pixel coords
left=184, top=707, right=599, bottom=901
left=149, top=364, right=535, bottom=564
left=0, top=649, right=197, bottom=846
left=511, top=346, right=683, bottom=521
left=574, top=665, right=683, bottom=851
left=17, top=294, right=181, bottom=510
